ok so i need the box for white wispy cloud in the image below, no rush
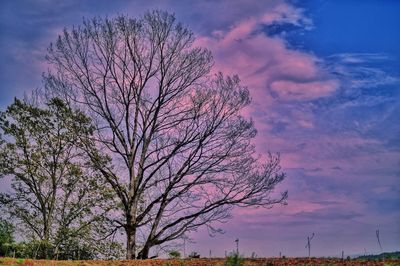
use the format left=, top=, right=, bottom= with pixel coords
left=327, top=53, right=400, bottom=89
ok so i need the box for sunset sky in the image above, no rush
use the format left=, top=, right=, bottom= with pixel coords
left=0, top=0, right=399, bottom=258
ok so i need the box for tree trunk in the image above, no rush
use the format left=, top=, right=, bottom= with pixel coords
left=138, top=244, right=151, bottom=259
left=126, top=225, right=137, bottom=259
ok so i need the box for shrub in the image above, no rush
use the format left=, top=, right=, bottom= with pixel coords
left=29, top=240, right=54, bottom=259
left=188, top=251, right=200, bottom=258
left=225, top=252, right=244, bottom=266
left=0, top=219, right=14, bottom=256
left=169, top=250, right=181, bottom=258
left=7, top=242, right=27, bottom=258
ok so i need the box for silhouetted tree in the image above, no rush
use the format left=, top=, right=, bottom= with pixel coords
left=305, top=233, right=315, bottom=258
left=44, top=11, right=287, bottom=259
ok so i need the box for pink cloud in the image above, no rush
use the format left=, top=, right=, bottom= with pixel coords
left=195, top=3, right=336, bottom=103
left=270, top=80, right=339, bottom=101
left=193, top=10, right=399, bottom=249
left=268, top=134, right=384, bottom=171
left=260, top=4, right=313, bottom=28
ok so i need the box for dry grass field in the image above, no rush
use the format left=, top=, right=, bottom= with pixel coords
left=0, top=257, right=399, bottom=266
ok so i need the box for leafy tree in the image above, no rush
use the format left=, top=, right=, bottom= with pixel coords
left=0, top=98, right=119, bottom=259
left=44, top=11, right=287, bottom=259
left=0, top=218, right=14, bottom=256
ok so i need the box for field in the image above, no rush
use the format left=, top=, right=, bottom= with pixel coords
left=0, top=257, right=399, bottom=266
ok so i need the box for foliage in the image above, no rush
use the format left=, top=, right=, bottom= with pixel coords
left=225, top=252, right=244, bottom=266
left=357, top=251, right=400, bottom=259
left=0, top=98, right=119, bottom=259
left=2, top=240, right=52, bottom=259
left=188, top=251, right=200, bottom=258
left=0, top=238, right=121, bottom=260
left=169, top=250, right=181, bottom=258
left=0, top=218, right=14, bottom=256
left=53, top=238, right=94, bottom=260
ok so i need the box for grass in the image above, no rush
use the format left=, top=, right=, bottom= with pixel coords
left=0, top=257, right=399, bottom=266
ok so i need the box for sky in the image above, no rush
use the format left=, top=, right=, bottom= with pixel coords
left=0, top=0, right=399, bottom=258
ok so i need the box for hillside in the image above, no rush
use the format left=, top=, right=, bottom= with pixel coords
left=356, top=251, right=400, bottom=259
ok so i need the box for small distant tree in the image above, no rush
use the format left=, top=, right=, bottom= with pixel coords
left=305, top=233, right=315, bottom=258
left=168, top=250, right=181, bottom=258
left=225, top=252, right=244, bottom=266
left=0, top=98, right=118, bottom=259
left=188, top=251, right=200, bottom=258
left=376, top=229, right=383, bottom=251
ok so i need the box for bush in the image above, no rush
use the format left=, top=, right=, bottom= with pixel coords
left=54, top=238, right=95, bottom=260
left=169, top=250, right=181, bottom=258
left=29, top=240, right=54, bottom=259
left=225, top=252, right=244, bottom=266
left=6, top=240, right=55, bottom=259
left=0, top=219, right=14, bottom=256
left=188, top=251, right=200, bottom=258
left=4, top=242, right=32, bottom=258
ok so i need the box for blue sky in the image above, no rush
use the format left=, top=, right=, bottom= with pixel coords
left=0, top=0, right=399, bottom=258
left=300, top=0, right=400, bottom=55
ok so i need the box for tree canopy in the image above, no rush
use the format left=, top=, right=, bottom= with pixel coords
left=0, top=98, right=121, bottom=259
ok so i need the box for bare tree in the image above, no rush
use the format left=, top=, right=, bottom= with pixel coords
left=376, top=229, right=382, bottom=251
left=305, top=233, right=315, bottom=258
left=235, top=238, right=239, bottom=254
left=44, top=11, right=287, bottom=259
